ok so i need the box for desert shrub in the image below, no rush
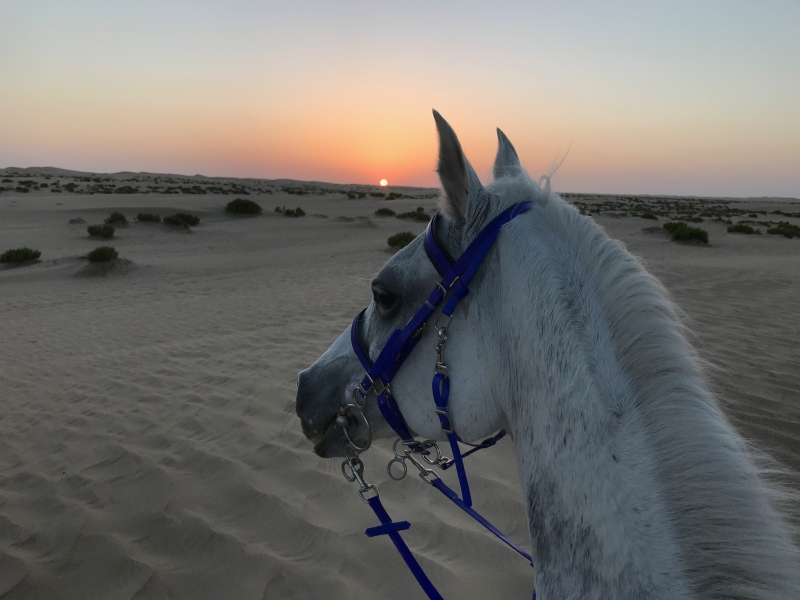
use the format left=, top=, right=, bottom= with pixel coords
left=173, top=212, right=200, bottom=226
left=163, top=215, right=189, bottom=228
left=748, top=213, right=758, bottom=218
left=370, top=192, right=385, bottom=198
left=727, top=223, right=760, bottom=235
left=1, top=247, right=41, bottom=264
left=87, top=246, right=118, bottom=262
left=396, top=207, right=429, bottom=222
left=226, top=198, right=262, bottom=214
left=105, top=211, right=127, bottom=224
left=87, top=224, right=115, bottom=238
left=663, top=221, right=708, bottom=244
left=283, top=207, right=306, bottom=217
left=114, top=186, right=139, bottom=194
left=41, top=183, right=49, bottom=188
left=375, top=208, right=396, bottom=216
left=136, top=212, right=161, bottom=223
left=1, top=179, right=11, bottom=183
left=388, top=231, right=415, bottom=249
left=275, top=206, right=283, bottom=212
left=638, top=212, right=658, bottom=220
left=767, top=222, right=800, bottom=239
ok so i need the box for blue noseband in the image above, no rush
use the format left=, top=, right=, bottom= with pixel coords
left=342, top=201, right=536, bottom=599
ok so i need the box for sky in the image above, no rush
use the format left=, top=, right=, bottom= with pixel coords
left=1, top=1, right=798, bottom=197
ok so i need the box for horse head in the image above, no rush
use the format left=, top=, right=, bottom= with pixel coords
left=295, top=110, right=538, bottom=458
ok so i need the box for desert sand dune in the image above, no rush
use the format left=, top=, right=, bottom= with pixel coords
left=0, top=175, right=798, bottom=599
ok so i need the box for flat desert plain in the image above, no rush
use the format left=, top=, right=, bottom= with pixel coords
left=1, top=168, right=798, bottom=599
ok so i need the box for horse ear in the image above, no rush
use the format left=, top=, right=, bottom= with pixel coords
left=433, top=109, right=485, bottom=224
left=493, top=128, right=522, bottom=180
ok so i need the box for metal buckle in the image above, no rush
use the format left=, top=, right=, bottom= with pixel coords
left=435, top=408, right=454, bottom=434
left=342, top=454, right=380, bottom=503
left=404, top=451, right=438, bottom=485
left=359, top=373, right=374, bottom=395
left=372, top=377, right=390, bottom=397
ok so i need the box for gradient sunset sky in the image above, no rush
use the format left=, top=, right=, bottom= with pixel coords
left=2, top=1, right=798, bottom=196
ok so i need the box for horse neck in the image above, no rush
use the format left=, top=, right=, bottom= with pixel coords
left=489, top=206, right=800, bottom=600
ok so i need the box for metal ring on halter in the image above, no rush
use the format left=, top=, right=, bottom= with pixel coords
left=392, top=438, right=408, bottom=459
left=351, top=386, right=368, bottom=409
left=387, top=457, right=408, bottom=481
left=421, top=440, right=443, bottom=465
left=341, top=459, right=358, bottom=482
left=340, top=404, right=372, bottom=452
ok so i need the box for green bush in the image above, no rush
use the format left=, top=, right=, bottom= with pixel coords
left=663, top=221, right=708, bottom=244
left=174, top=212, right=200, bottom=225
left=136, top=212, right=161, bottom=223
left=87, top=224, right=115, bottom=238
left=226, top=198, right=262, bottom=214
left=1, top=247, right=41, bottom=264
left=396, top=207, right=429, bottom=222
left=105, top=211, right=127, bottom=224
left=375, top=208, right=396, bottom=216
left=767, top=222, right=800, bottom=239
left=283, top=207, right=306, bottom=217
left=87, top=246, right=118, bottom=262
left=388, top=231, right=415, bottom=248
left=727, top=223, right=760, bottom=235
left=163, top=215, right=189, bottom=228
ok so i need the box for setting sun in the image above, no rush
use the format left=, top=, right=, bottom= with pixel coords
left=379, top=179, right=388, bottom=187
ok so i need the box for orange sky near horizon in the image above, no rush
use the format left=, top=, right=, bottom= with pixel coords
left=1, top=1, right=798, bottom=196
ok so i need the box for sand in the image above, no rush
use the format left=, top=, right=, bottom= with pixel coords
left=1, top=169, right=798, bottom=599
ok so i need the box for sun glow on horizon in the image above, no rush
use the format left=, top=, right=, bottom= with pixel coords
left=379, top=179, right=388, bottom=187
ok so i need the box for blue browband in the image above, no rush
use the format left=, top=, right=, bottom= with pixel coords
left=348, top=201, right=535, bottom=599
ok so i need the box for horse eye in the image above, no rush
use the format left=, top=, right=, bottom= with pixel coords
left=372, top=289, right=397, bottom=310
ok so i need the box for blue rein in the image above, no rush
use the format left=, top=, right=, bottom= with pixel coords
left=348, top=201, right=534, bottom=599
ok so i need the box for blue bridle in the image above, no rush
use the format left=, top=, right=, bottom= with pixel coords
left=341, top=201, right=536, bottom=599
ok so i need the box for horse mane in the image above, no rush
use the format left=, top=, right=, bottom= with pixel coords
left=484, top=172, right=800, bottom=599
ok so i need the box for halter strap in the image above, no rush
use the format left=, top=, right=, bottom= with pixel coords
left=350, top=201, right=532, bottom=446
left=348, top=200, right=536, bottom=600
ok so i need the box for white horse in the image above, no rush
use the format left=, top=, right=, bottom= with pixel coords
left=296, top=111, right=800, bottom=599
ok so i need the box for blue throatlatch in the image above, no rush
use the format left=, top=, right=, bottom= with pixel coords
left=346, top=201, right=536, bottom=599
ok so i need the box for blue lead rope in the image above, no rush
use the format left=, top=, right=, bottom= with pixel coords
left=365, top=477, right=534, bottom=600
left=365, top=495, right=445, bottom=600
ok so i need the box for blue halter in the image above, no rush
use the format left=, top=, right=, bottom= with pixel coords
left=345, top=201, right=536, bottom=599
